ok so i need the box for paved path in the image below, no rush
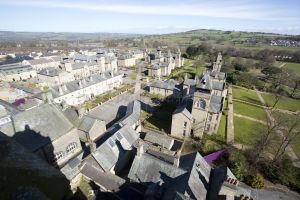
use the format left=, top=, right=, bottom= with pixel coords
left=226, top=85, right=234, bottom=144
left=255, top=88, right=300, bottom=168
left=278, top=62, right=286, bottom=68
left=234, top=113, right=267, bottom=125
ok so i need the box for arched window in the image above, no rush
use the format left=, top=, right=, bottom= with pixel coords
left=66, top=142, right=77, bottom=153
left=53, top=151, right=64, bottom=162
left=196, top=99, right=206, bottom=109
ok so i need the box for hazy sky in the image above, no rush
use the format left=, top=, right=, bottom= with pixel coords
left=0, top=0, right=299, bottom=34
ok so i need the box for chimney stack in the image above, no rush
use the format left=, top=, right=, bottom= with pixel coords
left=174, top=150, right=181, bottom=167
left=137, top=140, right=144, bottom=157
left=58, top=86, right=63, bottom=95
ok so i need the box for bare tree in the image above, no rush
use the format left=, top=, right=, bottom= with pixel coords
left=272, top=119, right=300, bottom=163
left=252, top=113, right=282, bottom=165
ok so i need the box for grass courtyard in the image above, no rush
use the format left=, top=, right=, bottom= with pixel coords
left=234, top=116, right=266, bottom=145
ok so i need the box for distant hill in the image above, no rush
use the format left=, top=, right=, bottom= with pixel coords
left=0, top=31, right=143, bottom=42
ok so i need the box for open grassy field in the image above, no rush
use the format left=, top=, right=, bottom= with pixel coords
left=234, top=116, right=266, bottom=145
left=261, top=93, right=300, bottom=111
left=234, top=101, right=267, bottom=121
left=283, top=62, right=300, bottom=76
left=232, top=86, right=262, bottom=105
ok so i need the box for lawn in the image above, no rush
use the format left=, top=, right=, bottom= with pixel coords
left=234, top=116, right=266, bottom=145
left=234, top=101, right=267, bottom=121
left=261, top=93, right=300, bottom=111
left=283, top=62, right=300, bottom=76
left=232, top=86, right=262, bottom=105
left=216, top=114, right=226, bottom=142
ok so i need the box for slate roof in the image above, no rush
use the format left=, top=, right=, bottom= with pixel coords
left=0, top=64, right=34, bottom=75
left=50, top=71, right=121, bottom=98
left=60, top=152, right=83, bottom=180
left=197, top=71, right=213, bottom=90
left=128, top=151, right=212, bottom=200
left=0, top=55, right=33, bottom=65
left=0, top=103, right=75, bottom=152
left=144, top=131, right=174, bottom=149
left=119, top=100, right=140, bottom=127
left=92, top=124, right=139, bottom=172
left=150, top=79, right=177, bottom=90
left=211, top=71, right=226, bottom=80
left=81, top=159, right=126, bottom=192
left=27, top=58, right=57, bottom=65
left=173, top=106, right=193, bottom=120
left=209, top=95, right=223, bottom=113
left=71, top=63, right=86, bottom=70
left=128, top=152, right=187, bottom=184
left=39, top=67, right=62, bottom=77
left=78, top=115, right=98, bottom=133
left=212, top=81, right=225, bottom=91
left=183, top=78, right=196, bottom=86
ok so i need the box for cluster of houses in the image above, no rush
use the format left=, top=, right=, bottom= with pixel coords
left=0, top=47, right=256, bottom=199
left=147, top=47, right=184, bottom=78
left=0, top=95, right=253, bottom=200
left=149, top=53, right=227, bottom=138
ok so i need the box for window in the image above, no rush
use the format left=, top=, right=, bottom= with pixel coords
left=183, top=121, right=187, bottom=128
left=196, top=99, right=206, bottom=109
left=116, top=131, right=123, bottom=141
left=208, top=114, right=212, bottom=122
left=53, top=151, right=64, bottom=162
left=108, top=138, right=116, bottom=148
left=66, top=142, right=77, bottom=153
left=183, top=130, right=186, bottom=137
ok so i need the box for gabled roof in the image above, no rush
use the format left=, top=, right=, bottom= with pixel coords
left=0, top=103, right=75, bottom=152
left=197, top=71, right=213, bottom=90
left=173, top=106, right=193, bottom=120
left=150, top=79, right=177, bottom=90
left=119, top=100, right=140, bottom=127
left=39, top=67, right=62, bottom=77
left=0, top=64, right=34, bottom=75
left=144, top=131, right=174, bottom=149
left=92, top=124, right=139, bottom=172
left=212, top=81, right=225, bottom=91
left=209, top=95, right=223, bottom=113
left=183, top=78, right=196, bottom=86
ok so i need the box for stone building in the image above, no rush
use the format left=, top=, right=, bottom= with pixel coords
left=50, top=72, right=122, bottom=106
left=38, top=67, right=75, bottom=86
left=0, top=102, right=83, bottom=180
left=149, top=79, right=181, bottom=98
left=22, top=56, right=61, bottom=71
left=171, top=53, right=227, bottom=139
left=117, top=54, right=136, bottom=67
left=0, top=64, right=37, bottom=82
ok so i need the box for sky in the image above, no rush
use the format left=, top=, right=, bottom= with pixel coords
left=0, top=0, right=299, bottom=35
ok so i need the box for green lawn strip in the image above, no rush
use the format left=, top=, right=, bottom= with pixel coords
left=234, top=101, right=267, bottom=121
left=232, top=86, right=262, bottom=105
left=283, top=62, right=300, bottom=76
left=261, top=93, right=300, bottom=111
left=234, top=116, right=266, bottom=145
left=216, top=114, right=227, bottom=142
